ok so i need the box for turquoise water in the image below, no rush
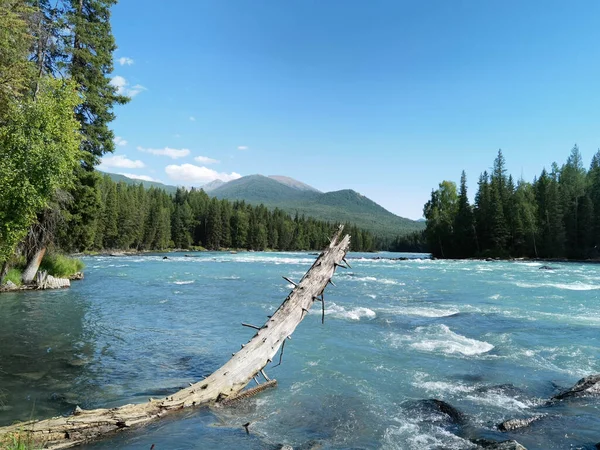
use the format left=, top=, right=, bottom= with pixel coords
left=0, top=252, right=599, bottom=449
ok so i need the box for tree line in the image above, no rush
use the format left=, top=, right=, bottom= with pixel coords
left=55, top=174, right=379, bottom=252
left=424, top=147, right=600, bottom=259
left=0, top=0, right=128, bottom=284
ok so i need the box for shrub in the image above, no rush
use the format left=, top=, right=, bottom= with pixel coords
left=4, top=268, right=23, bottom=286
left=39, top=253, right=84, bottom=278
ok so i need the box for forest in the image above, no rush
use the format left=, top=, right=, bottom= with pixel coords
left=424, top=147, right=600, bottom=260
left=56, top=173, right=379, bottom=253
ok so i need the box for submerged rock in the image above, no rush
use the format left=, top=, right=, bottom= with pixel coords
left=473, top=439, right=527, bottom=449
left=498, top=415, right=544, bottom=431
left=538, top=265, right=556, bottom=270
left=552, top=374, right=600, bottom=400
left=405, top=399, right=466, bottom=425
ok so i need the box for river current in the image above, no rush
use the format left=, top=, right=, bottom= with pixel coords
left=0, top=252, right=599, bottom=449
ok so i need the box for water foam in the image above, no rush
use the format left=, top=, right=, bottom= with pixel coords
left=172, top=280, right=194, bottom=285
left=516, top=281, right=600, bottom=291
left=383, top=417, right=474, bottom=450
left=395, top=306, right=459, bottom=318
left=388, top=325, right=494, bottom=356
left=322, top=302, right=376, bottom=321
left=464, top=390, right=536, bottom=411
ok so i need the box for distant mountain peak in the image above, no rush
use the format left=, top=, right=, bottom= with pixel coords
left=268, top=175, right=321, bottom=193
left=208, top=173, right=423, bottom=238
left=201, top=179, right=225, bottom=192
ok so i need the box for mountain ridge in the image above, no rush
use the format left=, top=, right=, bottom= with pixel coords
left=210, top=175, right=423, bottom=238
left=100, top=171, right=424, bottom=238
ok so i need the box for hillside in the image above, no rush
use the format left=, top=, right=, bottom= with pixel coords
left=100, top=171, right=423, bottom=239
left=100, top=172, right=178, bottom=194
left=268, top=175, right=321, bottom=192
left=211, top=175, right=423, bottom=238
left=201, top=179, right=226, bottom=192
left=211, top=175, right=319, bottom=203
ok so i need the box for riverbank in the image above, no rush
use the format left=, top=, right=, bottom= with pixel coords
left=0, top=253, right=84, bottom=293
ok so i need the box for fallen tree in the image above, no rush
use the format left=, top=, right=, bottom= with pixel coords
left=0, top=226, right=351, bottom=449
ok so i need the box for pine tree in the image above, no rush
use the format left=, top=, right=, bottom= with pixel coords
left=453, top=171, right=476, bottom=258
left=67, top=0, right=129, bottom=168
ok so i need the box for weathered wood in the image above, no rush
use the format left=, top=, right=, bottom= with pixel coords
left=21, top=246, right=46, bottom=283
left=0, top=225, right=351, bottom=449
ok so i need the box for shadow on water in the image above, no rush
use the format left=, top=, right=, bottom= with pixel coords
left=0, top=289, right=95, bottom=425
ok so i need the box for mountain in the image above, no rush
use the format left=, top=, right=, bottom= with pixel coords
left=210, top=175, right=423, bottom=238
left=100, top=172, right=178, bottom=194
left=267, top=175, right=321, bottom=192
left=100, top=171, right=423, bottom=238
left=200, top=179, right=226, bottom=192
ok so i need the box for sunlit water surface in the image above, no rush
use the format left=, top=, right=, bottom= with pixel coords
left=0, top=252, right=599, bottom=449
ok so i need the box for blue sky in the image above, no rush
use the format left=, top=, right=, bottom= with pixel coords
left=101, top=0, right=600, bottom=219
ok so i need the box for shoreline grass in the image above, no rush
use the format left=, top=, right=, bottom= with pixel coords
left=39, top=253, right=84, bottom=278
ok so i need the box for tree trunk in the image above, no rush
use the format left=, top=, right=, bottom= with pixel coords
left=0, top=261, right=8, bottom=285
left=21, top=246, right=46, bottom=284
left=0, top=226, right=351, bottom=449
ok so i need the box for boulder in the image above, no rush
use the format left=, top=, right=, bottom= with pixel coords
left=69, top=271, right=84, bottom=280
left=405, top=399, right=466, bottom=425
left=3, top=280, right=18, bottom=290
left=498, top=415, right=544, bottom=431
left=553, top=374, right=600, bottom=400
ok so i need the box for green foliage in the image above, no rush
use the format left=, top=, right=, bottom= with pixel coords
left=0, top=0, right=34, bottom=116
left=423, top=181, right=458, bottom=258
left=425, top=146, right=600, bottom=259
left=4, top=268, right=23, bottom=286
left=39, top=253, right=84, bottom=277
left=0, top=78, right=81, bottom=267
left=0, top=431, right=41, bottom=450
left=209, top=175, right=424, bottom=240
left=67, top=0, right=129, bottom=168
left=56, top=175, right=381, bottom=252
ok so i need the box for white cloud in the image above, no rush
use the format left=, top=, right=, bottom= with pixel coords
left=113, top=136, right=127, bottom=146
left=165, top=164, right=241, bottom=184
left=110, top=75, right=146, bottom=97
left=118, top=57, right=134, bottom=66
left=237, top=145, right=248, bottom=150
left=119, top=173, right=161, bottom=183
left=194, top=155, right=219, bottom=164
left=137, top=146, right=190, bottom=159
left=99, top=155, right=145, bottom=169
left=189, top=116, right=196, bottom=121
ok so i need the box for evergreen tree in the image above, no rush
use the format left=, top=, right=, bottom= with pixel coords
left=67, top=0, right=128, bottom=168
left=453, top=171, right=476, bottom=258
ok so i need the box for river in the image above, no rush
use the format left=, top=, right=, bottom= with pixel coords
left=0, top=252, right=599, bottom=449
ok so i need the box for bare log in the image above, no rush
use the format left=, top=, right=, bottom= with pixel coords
left=0, top=225, right=351, bottom=449
left=21, top=246, right=46, bottom=284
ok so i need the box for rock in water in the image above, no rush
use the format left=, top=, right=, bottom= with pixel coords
left=405, top=399, right=466, bottom=425
left=473, top=439, right=528, bottom=449
left=538, top=265, right=555, bottom=270
left=553, top=374, right=600, bottom=400
left=498, top=416, right=543, bottom=431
